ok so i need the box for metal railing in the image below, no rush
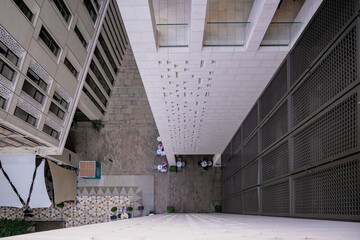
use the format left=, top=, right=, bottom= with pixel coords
left=203, top=22, right=250, bottom=46
left=157, top=23, right=188, bottom=47
left=261, top=22, right=302, bottom=46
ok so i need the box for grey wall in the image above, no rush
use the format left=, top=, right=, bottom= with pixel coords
left=221, top=0, right=360, bottom=221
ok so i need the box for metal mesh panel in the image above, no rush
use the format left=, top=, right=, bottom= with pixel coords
left=243, top=188, right=259, bottom=214
left=231, top=127, right=242, bottom=153
left=242, top=103, right=258, bottom=141
left=261, top=141, right=289, bottom=182
left=261, top=101, right=288, bottom=151
left=260, top=62, right=288, bottom=120
left=293, top=158, right=360, bottom=218
left=242, top=160, right=258, bottom=189
left=262, top=180, right=289, bottom=215
left=242, top=132, right=258, bottom=166
left=289, top=0, right=355, bottom=85
left=291, top=26, right=358, bottom=127
left=230, top=193, right=243, bottom=214
left=293, top=93, right=358, bottom=169
left=222, top=142, right=232, bottom=165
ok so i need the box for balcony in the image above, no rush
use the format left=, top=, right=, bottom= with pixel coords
left=157, top=24, right=188, bottom=47
left=203, top=22, right=249, bottom=46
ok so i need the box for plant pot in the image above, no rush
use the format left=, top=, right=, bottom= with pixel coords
left=128, top=213, right=132, bottom=218
left=110, top=215, right=117, bottom=220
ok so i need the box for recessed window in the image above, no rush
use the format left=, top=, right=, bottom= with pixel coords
left=0, top=41, right=19, bottom=66
left=12, top=0, right=33, bottom=22
left=64, top=58, right=78, bottom=78
left=14, top=107, right=37, bottom=126
left=98, top=34, right=117, bottom=72
left=90, top=60, right=110, bottom=95
left=0, top=96, right=6, bottom=109
left=53, top=0, right=71, bottom=23
left=39, top=26, right=60, bottom=57
left=83, top=88, right=105, bottom=114
left=0, top=59, right=15, bottom=82
left=94, top=47, right=114, bottom=84
left=26, top=68, right=48, bottom=91
left=43, top=124, right=59, bottom=139
left=84, top=0, right=97, bottom=23
left=22, top=80, right=44, bottom=104
left=85, top=74, right=107, bottom=106
left=49, top=102, right=65, bottom=120
left=53, top=91, right=69, bottom=109
left=74, top=26, right=87, bottom=48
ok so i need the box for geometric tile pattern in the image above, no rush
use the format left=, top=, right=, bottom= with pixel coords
left=0, top=196, right=132, bottom=228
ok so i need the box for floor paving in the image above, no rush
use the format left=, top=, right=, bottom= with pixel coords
left=71, top=48, right=222, bottom=214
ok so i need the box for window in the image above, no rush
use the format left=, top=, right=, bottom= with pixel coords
left=12, top=0, right=33, bottom=22
left=26, top=68, right=48, bottom=91
left=0, top=59, right=15, bottom=82
left=64, top=58, right=78, bottom=78
left=94, top=47, right=114, bottom=84
left=0, top=41, right=19, bottom=66
left=39, top=26, right=60, bottom=57
left=22, top=80, right=44, bottom=104
left=0, top=96, right=6, bottom=109
left=53, top=0, right=71, bottom=22
left=85, top=74, right=107, bottom=106
left=14, top=107, right=37, bottom=126
left=43, top=124, right=59, bottom=139
left=49, top=102, right=65, bottom=120
left=83, top=0, right=97, bottom=23
left=74, top=26, right=87, bottom=48
left=83, top=88, right=105, bottom=114
left=98, top=34, right=117, bottom=72
left=53, top=91, right=69, bottom=109
left=90, top=60, right=110, bottom=95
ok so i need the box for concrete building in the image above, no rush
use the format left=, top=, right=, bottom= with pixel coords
left=1, top=0, right=360, bottom=239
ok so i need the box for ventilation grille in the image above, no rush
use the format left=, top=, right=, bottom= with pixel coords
left=291, top=26, right=358, bottom=127
left=242, top=160, right=258, bottom=189
left=260, top=62, right=288, bottom=121
left=221, top=142, right=232, bottom=165
left=242, top=104, right=258, bottom=141
left=293, top=158, right=360, bottom=217
left=243, top=188, right=259, bottom=214
left=261, top=101, right=288, bottom=151
left=242, top=132, right=258, bottom=166
left=293, top=93, right=358, bottom=170
left=261, top=141, right=289, bottom=182
left=231, top=127, right=242, bottom=153
left=262, top=180, right=289, bottom=215
left=224, top=194, right=243, bottom=214
left=289, top=0, right=355, bottom=85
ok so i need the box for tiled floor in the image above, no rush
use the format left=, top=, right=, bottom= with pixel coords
left=71, top=48, right=222, bottom=214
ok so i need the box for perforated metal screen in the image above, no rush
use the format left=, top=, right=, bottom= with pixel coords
left=293, top=92, right=358, bottom=170
left=242, top=160, right=258, bottom=189
left=261, top=141, right=289, bottom=182
left=242, top=132, right=258, bottom=166
left=291, top=25, right=358, bottom=127
left=262, top=180, right=289, bottom=215
left=231, top=127, right=242, bottom=153
left=289, top=0, right=355, bottom=85
left=293, top=158, right=360, bottom=220
left=261, top=101, right=288, bottom=151
left=243, top=188, right=259, bottom=214
left=260, top=62, right=288, bottom=121
left=242, top=104, right=258, bottom=141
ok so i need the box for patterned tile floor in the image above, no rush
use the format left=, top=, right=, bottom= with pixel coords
left=70, top=48, right=222, bottom=214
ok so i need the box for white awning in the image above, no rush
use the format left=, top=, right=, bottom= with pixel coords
left=29, top=160, right=51, bottom=208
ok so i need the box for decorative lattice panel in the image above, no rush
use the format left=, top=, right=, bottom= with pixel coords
left=260, top=61, right=288, bottom=121
left=262, top=180, right=289, bottom=215
left=261, top=141, right=289, bottom=182
left=293, top=92, right=358, bottom=170
left=291, top=25, right=358, bottom=127
left=293, top=158, right=360, bottom=219
left=289, top=0, right=355, bottom=85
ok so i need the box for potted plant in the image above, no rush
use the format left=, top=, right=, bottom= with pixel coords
left=166, top=206, right=174, bottom=213
left=56, top=202, right=64, bottom=208
left=0, top=218, right=35, bottom=237
left=91, top=119, right=105, bottom=133
left=169, top=166, right=177, bottom=173
left=110, top=207, right=117, bottom=220
left=127, top=206, right=133, bottom=218
left=215, top=205, right=221, bottom=213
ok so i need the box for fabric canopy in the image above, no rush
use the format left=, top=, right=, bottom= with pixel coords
left=29, top=160, right=51, bottom=208
left=0, top=155, right=51, bottom=208
left=48, top=160, right=77, bottom=204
